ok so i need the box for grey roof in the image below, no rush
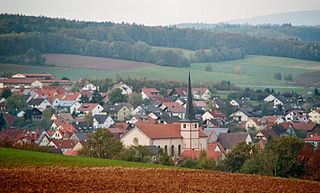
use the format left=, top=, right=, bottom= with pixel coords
left=73, top=132, right=88, bottom=141
left=72, top=122, right=94, bottom=132
left=141, top=104, right=161, bottom=114
left=204, top=128, right=229, bottom=143
left=161, top=116, right=181, bottom=123
left=28, top=98, right=45, bottom=106
left=93, top=114, right=109, bottom=124
left=58, top=100, right=77, bottom=107
left=217, top=133, right=249, bottom=149
left=104, top=103, right=133, bottom=113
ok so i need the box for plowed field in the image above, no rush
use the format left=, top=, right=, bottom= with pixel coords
left=1, top=167, right=319, bottom=193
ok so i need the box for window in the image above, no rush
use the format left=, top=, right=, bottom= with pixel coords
left=194, top=123, right=198, bottom=128
left=133, top=138, right=139, bottom=146
left=164, top=145, right=167, bottom=153
left=171, top=145, right=174, bottom=156
left=183, top=124, right=186, bottom=128
left=178, top=145, right=181, bottom=156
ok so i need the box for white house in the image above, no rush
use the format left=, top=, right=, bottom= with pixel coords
left=112, top=82, right=133, bottom=95
left=93, top=114, right=115, bottom=129
left=229, top=99, right=240, bottom=107
left=264, top=94, right=283, bottom=108
left=27, top=98, right=51, bottom=111
left=76, top=103, right=104, bottom=116
left=56, top=100, right=81, bottom=114
left=81, top=83, right=97, bottom=91
left=230, top=109, right=249, bottom=122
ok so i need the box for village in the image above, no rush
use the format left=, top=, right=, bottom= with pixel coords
left=0, top=72, right=319, bottom=163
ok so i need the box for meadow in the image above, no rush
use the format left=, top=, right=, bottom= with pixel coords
left=0, top=148, right=169, bottom=168
left=1, top=54, right=319, bottom=91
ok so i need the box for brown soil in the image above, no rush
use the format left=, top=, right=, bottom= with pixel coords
left=1, top=167, right=319, bottom=193
left=43, top=54, right=156, bottom=71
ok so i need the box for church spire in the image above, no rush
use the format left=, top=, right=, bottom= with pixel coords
left=185, top=70, right=195, bottom=121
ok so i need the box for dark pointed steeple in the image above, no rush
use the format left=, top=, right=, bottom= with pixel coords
left=185, top=70, right=195, bottom=121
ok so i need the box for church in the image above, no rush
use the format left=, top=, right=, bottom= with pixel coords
left=120, top=72, right=208, bottom=157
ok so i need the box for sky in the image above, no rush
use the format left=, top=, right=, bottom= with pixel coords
left=0, top=0, right=319, bottom=26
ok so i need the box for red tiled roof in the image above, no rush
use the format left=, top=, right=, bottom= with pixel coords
left=208, top=110, right=226, bottom=118
left=305, top=135, right=320, bottom=141
left=142, top=88, right=160, bottom=98
left=135, top=122, right=207, bottom=139
left=4, top=114, right=17, bottom=126
left=193, top=101, right=207, bottom=107
left=78, top=103, right=99, bottom=111
left=291, top=122, right=317, bottom=131
left=162, top=102, right=186, bottom=113
left=51, top=139, right=76, bottom=149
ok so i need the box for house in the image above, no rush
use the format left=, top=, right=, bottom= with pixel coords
left=72, top=121, right=94, bottom=133
left=264, top=94, right=283, bottom=108
left=160, top=102, right=186, bottom=119
left=55, top=100, right=81, bottom=114
left=49, top=139, right=76, bottom=154
left=308, top=109, right=320, bottom=124
left=93, top=114, right=115, bottom=129
left=121, top=72, right=207, bottom=157
left=167, top=88, right=211, bottom=101
left=76, top=103, right=104, bottom=116
left=81, top=83, right=97, bottom=91
left=262, top=115, right=284, bottom=125
left=104, top=103, right=133, bottom=121
left=38, top=133, right=51, bottom=146
left=180, top=142, right=226, bottom=161
left=245, top=118, right=268, bottom=131
left=141, top=88, right=160, bottom=100
left=12, top=73, right=55, bottom=79
left=201, top=110, right=226, bottom=122
left=230, top=109, right=249, bottom=122
left=112, top=82, right=133, bottom=95
left=25, top=108, right=43, bottom=120
left=285, top=109, right=308, bottom=123
left=217, top=133, right=252, bottom=153
left=69, top=132, right=88, bottom=142
left=27, top=98, right=51, bottom=111
left=73, top=140, right=86, bottom=151
left=304, top=134, right=320, bottom=149
left=51, top=129, right=73, bottom=140
left=51, top=113, right=75, bottom=123
left=203, top=127, right=229, bottom=143
left=132, top=104, right=160, bottom=116
left=229, top=99, right=240, bottom=107
left=287, top=122, right=319, bottom=138
left=3, top=114, right=17, bottom=127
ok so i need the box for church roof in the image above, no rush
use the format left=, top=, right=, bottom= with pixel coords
left=135, top=122, right=207, bottom=139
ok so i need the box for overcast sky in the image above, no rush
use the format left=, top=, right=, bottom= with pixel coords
left=0, top=0, right=319, bottom=26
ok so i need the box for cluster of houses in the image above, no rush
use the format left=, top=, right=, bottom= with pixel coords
left=0, top=73, right=320, bottom=161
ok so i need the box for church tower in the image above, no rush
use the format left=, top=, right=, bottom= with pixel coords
left=180, top=71, right=201, bottom=150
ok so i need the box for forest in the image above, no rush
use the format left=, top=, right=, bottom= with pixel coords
left=0, top=14, right=319, bottom=67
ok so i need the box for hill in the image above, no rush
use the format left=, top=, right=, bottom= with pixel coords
left=229, top=10, right=320, bottom=26
left=0, top=14, right=319, bottom=68
left=1, top=148, right=320, bottom=192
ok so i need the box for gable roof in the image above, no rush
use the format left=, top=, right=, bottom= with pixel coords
left=291, top=122, right=317, bottom=131
left=217, top=133, right=249, bottom=149
left=51, top=139, right=76, bottom=149
left=27, top=98, right=46, bottom=106
left=135, top=122, right=207, bottom=139
left=104, top=103, right=132, bottom=113
left=77, top=103, right=100, bottom=111
left=93, top=114, right=110, bottom=124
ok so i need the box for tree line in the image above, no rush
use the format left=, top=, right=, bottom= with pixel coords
left=0, top=14, right=319, bottom=67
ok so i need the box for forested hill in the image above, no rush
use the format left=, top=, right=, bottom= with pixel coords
left=0, top=14, right=319, bottom=67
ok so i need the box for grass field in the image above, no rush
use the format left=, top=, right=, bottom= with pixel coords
left=0, top=148, right=169, bottom=168
left=1, top=54, right=319, bottom=91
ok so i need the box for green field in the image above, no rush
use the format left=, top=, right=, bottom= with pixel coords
left=0, top=55, right=319, bottom=91
left=0, top=148, right=170, bottom=168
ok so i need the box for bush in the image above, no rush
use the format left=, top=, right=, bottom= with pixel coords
left=120, top=146, right=153, bottom=163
